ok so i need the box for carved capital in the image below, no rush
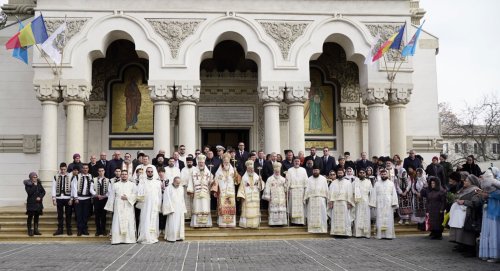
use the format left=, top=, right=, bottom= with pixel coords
left=258, top=84, right=285, bottom=103
left=387, top=84, right=412, bottom=106
left=61, top=80, right=91, bottom=102
left=362, top=84, right=388, bottom=105
left=175, top=82, right=201, bottom=103
left=340, top=104, right=359, bottom=120
left=85, top=101, right=107, bottom=120
left=284, top=82, right=310, bottom=103
left=149, top=82, right=174, bottom=102
left=146, top=18, right=204, bottom=58
left=43, top=18, right=89, bottom=53
left=34, top=80, right=61, bottom=102
left=1, top=1, right=36, bottom=16
left=357, top=107, right=369, bottom=120
left=259, top=20, right=309, bottom=60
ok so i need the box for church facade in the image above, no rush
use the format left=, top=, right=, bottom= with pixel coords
left=0, top=0, right=442, bottom=206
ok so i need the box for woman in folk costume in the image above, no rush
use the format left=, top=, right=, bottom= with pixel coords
left=478, top=169, right=500, bottom=262
left=411, top=167, right=427, bottom=231
left=395, top=167, right=412, bottom=225
left=213, top=153, right=240, bottom=228
left=237, top=160, right=265, bottom=228
left=263, top=162, right=289, bottom=226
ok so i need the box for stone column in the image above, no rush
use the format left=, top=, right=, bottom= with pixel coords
left=285, top=85, right=309, bottom=154
left=149, top=83, right=173, bottom=155
left=387, top=85, right=412, bottom=157
left=62, top=81, right=91, bottom=162
left=362, top=86, right=388, bottom=157
left=340, top=104, right=359, bottom=155
left=34, top=81, right=61, bottom=205
left=176, top=83, right=200, bottom=155
left=85, top=101, right=106, bottom=157
left=259, top=85, right=284, bottom=154
left=359, top=107, right=369, bottom=154
left=170, top=102, right=179, bottom=154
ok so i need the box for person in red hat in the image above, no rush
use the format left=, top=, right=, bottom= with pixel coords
left=425, top=156, right=446, bottom=188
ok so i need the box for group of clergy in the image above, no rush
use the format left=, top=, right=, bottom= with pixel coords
left=51, top=151, right=400, bottom=245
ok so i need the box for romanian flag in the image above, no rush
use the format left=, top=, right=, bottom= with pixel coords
left=5, top=15, right=48, bottom=49
left=372, top=23, right=406, bottom=62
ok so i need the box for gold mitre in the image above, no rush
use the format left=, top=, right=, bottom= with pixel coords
left=197, top=154, right=206, bottom=162
left=273, top=162, right=282, bottom=170
left=245, top=160, right=254, bottom=168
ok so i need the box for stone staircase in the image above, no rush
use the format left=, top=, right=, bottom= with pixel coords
left=0, top=207, right=427, bottom=242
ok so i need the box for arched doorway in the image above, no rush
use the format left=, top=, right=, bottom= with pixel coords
left=198, top=40, right=259, bottom=152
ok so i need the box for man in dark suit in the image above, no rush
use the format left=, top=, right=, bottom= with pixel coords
left=107, top=151, right=123, bottom=179
left=235, top=142, right=249, bottom=165
left=254, top=150, right=266, bottom=177
left=172, top=151, right=185, bottom=171
left=96, top=152, right=109, bottom=178
left=305, top=147, right=323, bottom=171
left=320, top=147, right=336, bottom=176
left=262, top=152, right=278, bottom=182
left=355, top=152, right=374, bottom=172
left=281, top=150, right=295, bottom=172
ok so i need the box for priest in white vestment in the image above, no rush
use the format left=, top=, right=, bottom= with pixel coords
left=104, top=171, right=137, bottom=244
left=165, top=157, right=181, bottom=183
left=328, top=168, right=354, bottom=236
left=352, top=168, right=373, bottom=238
left=285, top=158, right=308, bottom=225
left=369, top=168, right=399, bottom=239
left=263, top=162, right=288, bottom=226
left=213, top=154, right=239, bottom=227
left=136, top=166, right=162, bottom=244
left=237, top=160, right=265, bottom=228
left=180, top=157, right=195, bottom=219
left=187, top=154, right=215, bottom=227
left=162, top=176, right=186, bottom=242
left=304, top=166, right=329, bottom=233
left=133, top=155, right=159, bottom=180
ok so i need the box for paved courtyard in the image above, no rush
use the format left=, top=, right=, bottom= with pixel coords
left=0, top=236, right=497, bottom=271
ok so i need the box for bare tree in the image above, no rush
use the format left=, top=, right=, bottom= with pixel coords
left=439, top=93, right=500, bottom=163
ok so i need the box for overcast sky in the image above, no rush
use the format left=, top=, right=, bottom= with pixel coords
left=1, top=0, right=497, bottom=110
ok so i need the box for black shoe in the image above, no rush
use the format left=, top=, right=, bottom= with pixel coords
left=83, top=230, right=89, bottom=236
left=95, top=232, right=100, bottom=236
left=53, top=228, right=63, bottom=236
left=77, top=231, right=82, bottom=236
left=67, top=228, right=73, bottom=236
left=34, top=229, right=42, bottom=235
left=28, top=229, right=34, bottom=237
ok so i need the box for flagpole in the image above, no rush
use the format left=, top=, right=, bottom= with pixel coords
left=35, top=44, right=58, bottom=75
left=58, top=15, right=67, bottom=76
left=382, top=54, right=391, bottom=82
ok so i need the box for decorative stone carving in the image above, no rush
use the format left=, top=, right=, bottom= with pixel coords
left=85, top=101, right=107, bottom=120
left=258, top=104, right=264, bottom=150
left=285, top=85, right=310, bottom=103
left=387, top=85, right=412, bottom=106
left=410, top=0, right=426, bottom=25
left=175, top=83, right=201, bottom=103
left=34, top=81, right=62, bottom=102
left=362, top=85, right=388, bottom=105
left=170, top=101, right=179, bottom=121
left=258, top=85, right=284, bottom=103
left=0, top=10, right=7, bottom=28
left=23, top=135, right=38, bottom=154
left=146, top=18, right=204, bottom=58
left=340, top=104, right=358, bottom=120
left=62, top=81, right=91, bottom=102
left=357, top=107, right=368, bottom=120
left=366, top=24, right=405, bottom=62
left=1, top=1, right=36, bottom=16
left=279, top=102, right=288, bottom=119
left=259, top=21, right=309, bottom=60
left=44, top=18, right=89, bottom=51
left=149, top=84, right=174, bottom=102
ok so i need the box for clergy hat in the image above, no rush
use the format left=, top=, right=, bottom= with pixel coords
left=197, top=154, right=206, bottom=162
left=273, top=162, right=282, bottom=170
left=73, top=153, right=80, bottom=159
left=245, top=160, right=254, bottom=168
left=186, top=157, right=194, bottom=162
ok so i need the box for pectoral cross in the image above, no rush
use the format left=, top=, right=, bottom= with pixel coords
left=193, top=173, right=200, bottom=179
